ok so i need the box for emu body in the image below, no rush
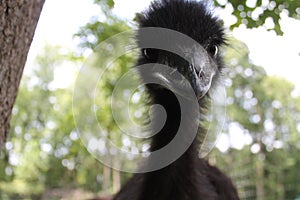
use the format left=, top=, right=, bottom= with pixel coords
left=113, top=0, right=240, bottom=199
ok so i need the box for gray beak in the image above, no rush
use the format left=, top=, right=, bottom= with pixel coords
left=152, top=48, right=217, bottom=101
left=187, top=61, right=215, bottom=100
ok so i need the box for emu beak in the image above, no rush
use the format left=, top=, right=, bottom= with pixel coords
left=152, top=49, right=216, bottom=101
left=187, top=62, right=215, bottom=100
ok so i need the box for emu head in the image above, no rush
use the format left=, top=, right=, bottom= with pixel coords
left=136, top=0, right=226, bottom=101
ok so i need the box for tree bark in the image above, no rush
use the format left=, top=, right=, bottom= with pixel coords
left=103, top=165, right=111, bottom=192
left=255, top=151, right=265, bottom=200
left=112, top=169, right=121, bottom=193
left=0, top=0, right=45, bottom=148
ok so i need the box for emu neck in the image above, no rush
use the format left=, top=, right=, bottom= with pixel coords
left=141, top=88, right=201, bottom=199
left=149, top=88, right=200, bottom=153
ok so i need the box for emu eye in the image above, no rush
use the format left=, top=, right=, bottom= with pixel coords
left=143, top=48, right=149, bottom=58
left=142, top=48, right=158, bottom=60
left=208, top=45, right=218, bottom=57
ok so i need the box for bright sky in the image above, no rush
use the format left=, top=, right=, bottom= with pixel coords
left=27, top=0, right=300, bottom=91
left=233, top=18, right=300, bottom=92
left=26, top=0, right=300, bottom=151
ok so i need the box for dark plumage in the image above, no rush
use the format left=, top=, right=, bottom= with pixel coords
left=113, top=0, right=240, bottom=199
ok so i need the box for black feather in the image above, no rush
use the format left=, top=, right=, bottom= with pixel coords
left=113, top=1, right=239, bottom=199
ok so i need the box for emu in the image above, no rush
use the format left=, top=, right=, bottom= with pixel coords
left=102, top=0, right=240, bottom=199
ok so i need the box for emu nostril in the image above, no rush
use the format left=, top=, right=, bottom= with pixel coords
left=199, top=71, right=204, bottom=80
left=193, top=64, right=201, bottom=76
left=190, top=63, right=203, bottom=80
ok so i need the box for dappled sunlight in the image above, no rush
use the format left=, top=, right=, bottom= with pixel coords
left=1, top=0, right=300, bottom=199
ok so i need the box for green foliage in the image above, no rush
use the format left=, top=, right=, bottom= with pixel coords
left=1, top=0, right=300, bottom=199
left=213, top=38, right=300, bottom=199
left=0, top=45, right=104, bottom=199
left=94, top=0, right=115, bottom=9
left=214, top=0, right=300, bottom=35
left=75, top=19, right=130, bottom=50
left=74, top=0, right=150, bottom=176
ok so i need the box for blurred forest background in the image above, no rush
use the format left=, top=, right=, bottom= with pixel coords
left=1, top=0, right=300, bottom=199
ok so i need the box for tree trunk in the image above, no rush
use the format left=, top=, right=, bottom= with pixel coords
left=0, top=0, right=45, bottom=148
left=103, top=165, right=111, bottom=192
left=256, top=152, right=265, bottom=200
left=112, top=169, right=121, bottom=193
